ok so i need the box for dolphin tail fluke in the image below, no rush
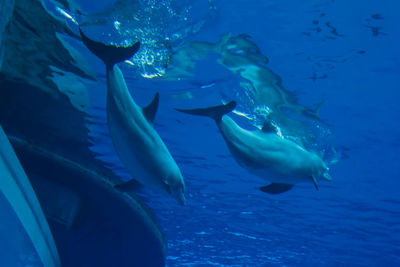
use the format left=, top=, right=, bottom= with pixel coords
left=259, top=183, right=294, bottom=194
left=79, top=28, right=140, bottom=67
left=175, top=101, right=236, bottom=122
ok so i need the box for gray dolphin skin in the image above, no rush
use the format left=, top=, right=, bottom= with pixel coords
left=80, top=29, right=185, bottom=205
left=176, top=102, right=331, bottom=194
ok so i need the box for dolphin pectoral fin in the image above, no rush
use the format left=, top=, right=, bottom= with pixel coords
left=114, top=179, right=142, bottom=192
left=259, top=183, right=294, bottom=194
left=312, top=176, right=319, bottom=191
left=142, top=92, right=159, bottom=123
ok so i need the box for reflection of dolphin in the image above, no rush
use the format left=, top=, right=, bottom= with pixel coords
left=80, top=29, right=185, bottom=205
left=167, top=33, right=320, bottom=119
left=176, top=102, right=331, bottom=194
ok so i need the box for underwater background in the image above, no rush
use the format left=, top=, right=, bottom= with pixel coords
left=0, top=0, right=399, bottom=266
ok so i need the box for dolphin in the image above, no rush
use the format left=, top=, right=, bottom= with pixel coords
left=80, top=29, right=185, bottom=204
left=176, top=102, right=330, bottom=194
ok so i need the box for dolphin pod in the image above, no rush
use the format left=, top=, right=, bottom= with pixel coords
left=176, top=102, right=331, bottom=194
left=79, top=29, right=186, bottom=205
left=80, top=29, right=330, bottom=201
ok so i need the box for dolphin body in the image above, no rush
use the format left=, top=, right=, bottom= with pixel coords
left=176, top=102, right=330, bottom=194
left=80, top=29, right=185, bottom=204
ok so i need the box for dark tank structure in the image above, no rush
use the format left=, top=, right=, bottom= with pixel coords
left=0, top=1, right=167, bottom=266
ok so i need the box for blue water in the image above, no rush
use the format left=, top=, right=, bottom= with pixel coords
left=3, top=0, right=400, bottom=266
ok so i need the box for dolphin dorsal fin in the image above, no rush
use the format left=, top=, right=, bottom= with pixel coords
left=142, top=92, right=159, bottom=123
left=261, top=120, right=277, bottom=133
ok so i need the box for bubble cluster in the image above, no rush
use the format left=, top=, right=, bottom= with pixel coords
left=106, top=0, right=216, bottom=78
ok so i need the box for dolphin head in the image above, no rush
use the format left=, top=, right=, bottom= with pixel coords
left=163, top=173, right=186, bottom=205
left=320, top=160, right=331, bottom=181
left=322, top=167, right=331, bottom=181
left=310, top=154, right=331, bottom=184
left=316, top=159, right=331, bottom=181
left=309, top=158, right=331, bottom=190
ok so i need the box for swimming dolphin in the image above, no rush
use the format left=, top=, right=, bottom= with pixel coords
left=80, top=29, right=185, bottom=204
left=176, top=102, right=330, bottom=194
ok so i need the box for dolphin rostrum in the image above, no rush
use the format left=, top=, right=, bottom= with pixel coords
left=80, top=29, right=185, bottom=204
left=176, top=101, right=330, bottom=194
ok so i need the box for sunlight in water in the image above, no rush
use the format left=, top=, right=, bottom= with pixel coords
left=56, top=7, right=78, bottom=25
left=72, top=0, right=217, bottom=78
